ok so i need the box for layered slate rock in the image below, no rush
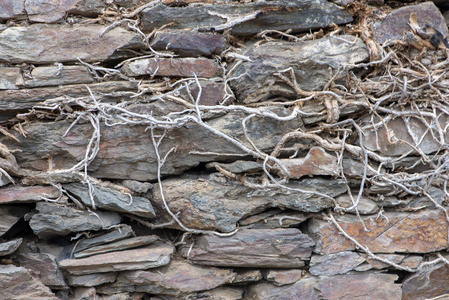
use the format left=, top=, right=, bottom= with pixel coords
left=309, top=210, right=448, bottom=254
left=180, top=228, right=314, bottom=268
left=0, top=185, right=60, bottom=204
left=59, top=242, right=174, bottom=275
left=229, top=36, right=369, bottom=103
left=0, top=238, right=22, bottom=256
left=1, top=107, right=303, bottom=181
left=265, top=269, right=304, bottom=286
left=0, top=24, right=143, bottom=64
left=356, top=254, right=422, bottom=271
left=153, top=174, right=346, bottom=232
left=67, top=273, right=117, bottom=287
left=141, top=0, right=352, bottom=35
left=0, top=67, right=23, bottom=90
left=63, top=183, right=156, bottom=218
left=0, top=265, right=58, bottom=300
left=74, top=224, right=134, bottom=253
left=121, top=57, right=222, bottom=78
left=24, top=66, right=94, bottom=88
left=17, top=253, right=67, bottom=289
left=97, top=259, right=236, bottom=296
left=150, top=31, right=226, bottom=57
left=309, top=251, right=365, bottom=276
left=29, top=202, right=122, bottom=238
left=402, top=262, right=449, bottom=300
left=373, top=2, right=448, bottom=45
left=0, top=205, right=31, bottom=236
left=247, top=273, right=401, bottom=300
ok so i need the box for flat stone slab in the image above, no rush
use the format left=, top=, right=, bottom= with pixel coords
left=141, top=0, right=352, bottom=36
left=75, top=224, right=134, bottom=253
left=24, top=65, right=94, bottom=88
left=67, top=273, right=117, bottom=287
left=121, top=57, right=222, bottom=78
left=97, top=259, right=236, bottom=296
left=309, top=210, right=449, bottom=254
left=59, top=242, right=174, bottom=275
left=373, top=2, right=448, bottom=45
left=0, top=185, right=60, bottom=204
left=17, top=253, right=67, bottom=289
left=0, top=238, right=22, bottom=256
left=229, top=36, right=368, bottom=103
left=0, top=24, right=143, bottom=64
left=309, top=251, right=366, bottom=276
left=266, top=269, right=303, bottom=286
left=64, top=183, right=156, bottom=218
left=29, top=202, right=122, bottom=239
left=0, top=67, right=23, bottom=90
left=180, top=228, right=314, bottom=268
left=150, top=31, right=226, bottom=57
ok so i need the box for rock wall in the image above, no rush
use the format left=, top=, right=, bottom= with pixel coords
left=1, top=0, right=449, bottom=299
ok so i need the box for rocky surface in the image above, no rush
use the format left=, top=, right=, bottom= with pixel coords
left=1, top=0, right=449, bottom=299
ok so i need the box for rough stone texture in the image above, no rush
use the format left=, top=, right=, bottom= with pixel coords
left=309, top=210, right=448, bottom=254
left=356, top=254, right=423, bottom=271
left=141, top=0, right=353, bottom=35
left=29, top=202, right=122, bottom=239
left=121, top=57, right=222, bottom=78
left=0, top=24, right=143, bottom=64
left=1, top=108, right=303, bottom=181
left=153, top=174, right=346, bottom=232
left=0, top=205, right=30, bottom=236
left=373, top=2, right=448, bottom=45
left=63, top=183, right=156, bottom=218
left=402, top=262, right=449, bottom=300
left=231, top=269, right=263, bottom=285
left=67, top=273, right=117, bottom=287
left=97, top=259, right=236, bottom=296
left=0, top=185, right=60, bottom=204
left=150, top=31, right=226, bottom=57
left=230, top=36, right=369, bottom=103
left=0, top=238, right=22, bottom=256
left=74, top=225, right=134, bottom=253
left=265, top=269, right=303, bottom=286
left=0, top=67, right=23, bottom=90
left=59, top=242, right=174, bottom=275
left=247, top=273, right=401, bottom=300
left=24, top=65, right=94, bottom=88
left=0, top=265, right=59, bottom=300
left=17, top=253, right=67, bottom=289
left=335, top=194, right=380, bottom=215
left=74, top=236, right=159, bottom=258
left=309, top=251, right=366, bottom=276
left=280, top=147, right=341, bottom=179
left=180, top=228, right=315, bottom=268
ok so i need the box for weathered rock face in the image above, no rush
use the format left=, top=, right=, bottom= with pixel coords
left=229, top=36, right=369, bottom=103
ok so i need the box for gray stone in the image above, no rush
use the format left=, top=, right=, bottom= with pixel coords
left=75, top=224, right=134, bottom=253
left=335, top=194, right=380, bottom=215
left=0, top=265, right=58, bottom=300
left=180, top=228, right=314, bottom=268
left=309, top=251, right=366, bottom=276
left=63, top=182, right=156, bottom=218
left=67, top=273, right=117, bottom=287
left=142, top=0, right=352, bottom=36
left=0, top=238, right=22, bottom=256
left=231, top=270, right=263, bottom=285
left=74, top=236, right=159, bottom=258
left=229, top=36, right=368, bottom=103
left=0, top=24, right=143, bottom=64
left=24, top=65, right=94, bottom=88
left=29, top=202, right=122, bottom=239
left=239, top=210, right=308, bottom=229
left=59, top=242, right=174, bottom=275
left=153, top=174, right=345, bottom=232
left=97, top=258, right=235, bottom=296
left=0, top=205, right=30, bottom=237
left=206, top=160, right=262, bottom=174
left=150, top=31, right=226, bottom=57
left=265, top=269, right=303, bottom=286
left=120, top=180, right=152, bottom=194
left=0, top=67, right=23, bottom=90
left=17, top=253, right=67, bottom=289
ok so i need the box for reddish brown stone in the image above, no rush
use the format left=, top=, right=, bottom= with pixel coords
left=309, top=210, right=448, bottom=254
left=374, top=2, right=448, bottom=45
left=17, top=253, right=67, bottom=289
left=265, top=269, right=303, bottom=286
left=121, top=57, right=222, bottom=78
left=0, top=185, right=60, bottom=204
left=280, top=147, right=340, bottom=179
left=402, top=262, right=449, bottom=300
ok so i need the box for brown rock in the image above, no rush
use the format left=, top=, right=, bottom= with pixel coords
left=309, top=251, right=365, bottom=276
left=231, top=270, right=263, bottom=285
left=121, top=57, right=222, bottom=78
left=186, top=286, right=243, bottom=300
left=24, top=65, right=94, bottom=88
left=17, top=253, right=67, bottom=289
left=59, top=242, right=174, bottom=275
left=402, top=261, right=449, bottom=300
left=0, top=265, right=58, bottom=300
left=97, top=258, right=235, bottom=296
left=0, top=238, right=22, bottom=256
left=0, top=67, right=23, bottom=90
left=265, top=269, right=303, bottom=286
left=150, top=31, right=226, bottom=57
left=67, top=273, right=117, bottom=287
left=309, top=210, right=448, bottom=254
left=0, top=185, right=60, bottom=204
left=180, top=80, right=227, bottom=106
left=246, top=277, right=319, bottom=299
left=374, top=2, right=448, bottom=45
left=280, top=147, right=341, bottom=179
left=0, top=24, right=143, bottom=64
left=180, top=228, right=314, bottom=268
